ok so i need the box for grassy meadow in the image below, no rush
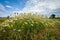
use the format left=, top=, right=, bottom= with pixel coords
left=0, top=18, right=7, bottom=23
left=0, top=13, right=60, bottom=40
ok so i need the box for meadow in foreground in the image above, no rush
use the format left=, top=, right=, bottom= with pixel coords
left=0, top=13, right=60, bottom=40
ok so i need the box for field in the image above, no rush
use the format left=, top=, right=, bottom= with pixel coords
left=0, top=14, right=60, bottom=40
left=0, top=18, right=7, bottom=23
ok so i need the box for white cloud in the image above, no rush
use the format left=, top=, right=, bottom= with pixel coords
left=6, top=5, right=13, bottom=8
left=0, top=4, right=9, bottom=17
left=22, top=0, right=60, bottom=15
left=0, top=11, right=9, bottom=17
left=16, top=8, right=19, bottom=10
left=0, top=3, right=5, bottom=10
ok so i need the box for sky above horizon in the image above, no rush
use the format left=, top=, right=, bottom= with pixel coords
left=0, top=0, right=60, bottom=17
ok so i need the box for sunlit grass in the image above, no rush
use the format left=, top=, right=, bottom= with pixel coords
left=0, top=13, right=60, bottom=40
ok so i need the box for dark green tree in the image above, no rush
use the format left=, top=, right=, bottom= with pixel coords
left=49, top=14, right=56, bottom=18
left=7, top=16, right=10, bottom=19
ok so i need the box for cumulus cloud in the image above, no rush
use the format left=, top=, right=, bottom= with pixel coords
left=0, top=3, right=5, bottom=10
left=22, top=0, right=60, bottom=15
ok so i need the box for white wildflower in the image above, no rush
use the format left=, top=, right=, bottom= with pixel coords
left=24, top=22, right=28, bottom=24
left=46, top=23, right=48, bottom=26
left=31, top=24, right=33, bottom=26
left=14, top=19, right=17, bottom=20
left=36, top=22, right=38, bottom=24
left=13, top=29, right=16, bottom=31
left=7, top=20, right=10, bottom=22
left=3, top=30, right=6, bottom=32
left=23, top=24, right=24, bottom=25
left=42, top=22, right=44, bottom=24
left=32, top=21, right=34, bottom=23
left=9, top=20, right=13, bottom=22
left=18, top=29, right=21, bottom=32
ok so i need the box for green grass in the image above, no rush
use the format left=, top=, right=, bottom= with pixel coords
left=0, top=18, right=7, bottom=23
left=0, top=14, right=60, bottom=40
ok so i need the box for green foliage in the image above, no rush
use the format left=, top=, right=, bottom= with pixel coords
left=0, top=14, right=60, bottom=40
left=0, top=18, right=7, bottom=23
left=7, top=16, right=10, bottom=19
left=49, top=14, right=56, bottom=19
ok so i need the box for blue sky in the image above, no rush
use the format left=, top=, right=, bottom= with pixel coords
left=0, top=0, right=27, bottom=17
left=0, top=0, right=28, bottom=10
left=0, top=0, right=60, bottom=17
